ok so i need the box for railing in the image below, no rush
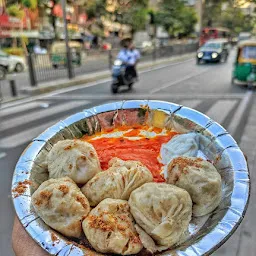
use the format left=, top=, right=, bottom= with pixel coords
left=27, top=42, right=198, bottom=87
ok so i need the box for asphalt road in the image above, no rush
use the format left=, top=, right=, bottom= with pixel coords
left=0, top=50, right=254, bottom=256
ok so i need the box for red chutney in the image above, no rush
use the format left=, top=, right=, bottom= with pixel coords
left=81, top=127, right=178, bottom=182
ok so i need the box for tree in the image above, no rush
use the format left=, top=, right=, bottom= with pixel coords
left=22, top=0, right=37, bottom=9
left=84, top=0, right=149, bottom=33
left=120, top=2, right=149, bottom=33
left=155, top=0, right=197, bottom=38
left=220, top=5, right=254, bottom=34
left=203, top=0, right=255, bottom=34
left=203, top=0, right=225, bottom=27
left=178, top=6, right=197, bottom=37
left=7, top=3, right=24, bottom=19
left=84, top=0, right=107, bottom=20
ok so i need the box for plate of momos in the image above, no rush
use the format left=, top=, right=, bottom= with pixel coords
left=12, top=100, right=250, bottom=256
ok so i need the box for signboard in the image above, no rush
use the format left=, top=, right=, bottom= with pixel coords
left=0, top=14, right=22, bottom=29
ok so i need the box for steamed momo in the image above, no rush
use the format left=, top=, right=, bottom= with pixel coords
left=82, top=198, right=143, bottom=255
left=167, top=156, right=222, bottom=216
left=47, top=140, right=101, bottom=184
left=31, top=177, right=90, bottom=238
left=81, top=158, right=153, bottom=206
left=128, top=183, right=192, bottom=250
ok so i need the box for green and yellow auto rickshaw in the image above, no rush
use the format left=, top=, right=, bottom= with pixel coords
left=232, top=40, right=256, bottom=87
left=51, top=41, right=82, bottom=68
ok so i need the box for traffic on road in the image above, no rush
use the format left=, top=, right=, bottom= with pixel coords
left=1, top=47, right=254, bottom=255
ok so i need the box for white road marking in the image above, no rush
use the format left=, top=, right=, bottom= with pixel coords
left=227, top=91, right=253, bottom=136
left=150, top=69, right=209, bottom=94
left=179, top=100, right=202, bottom=109
left=0, top=101, right=90, bottom=132
left=205, top=100, right=238, bottom=125
left=0, top=152, right=7, bottom=159
left=0, top=116, right=68, bottom=148
left=0, top=101, right=50, bottom=117
left=41, top=93, right=244, bottom=100
left=1, top=58, right=194, bottom=110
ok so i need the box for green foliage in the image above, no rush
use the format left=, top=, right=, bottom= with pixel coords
left=22, top=0, right=38, bottom=9
left=222, top=7, right=254, bottom=33
left=84, top=0, right=149, bottom=33
left=121, top=6, right=149, bottom=32
left=155, top=0, right=197, bottom=37
left=7, top=4, right=25, bottom=19
left=203, top=0, right=255, bottom=34
left=84, top=0, right=107, bottom=19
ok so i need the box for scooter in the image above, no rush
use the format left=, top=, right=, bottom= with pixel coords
left=111, top=59, right=136, bottom=94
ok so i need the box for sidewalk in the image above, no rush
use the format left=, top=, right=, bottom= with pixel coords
left=213, top=95, right=255, bottom=256
left=0, top=53, right=194, bottom=104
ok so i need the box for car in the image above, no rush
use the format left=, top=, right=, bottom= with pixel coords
left=238, top=32, right=251, bottom=42
left=0, top=49, right=26, bottom=74
left=196, top=39, right=230, bottom=64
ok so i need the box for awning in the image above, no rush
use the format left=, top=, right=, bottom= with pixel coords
left=0, top=14, right=22, bottom=29
left=11, top=30, right=39, bottom=38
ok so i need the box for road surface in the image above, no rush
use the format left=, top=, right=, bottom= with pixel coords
left=0, top=50, right=254, bottom=255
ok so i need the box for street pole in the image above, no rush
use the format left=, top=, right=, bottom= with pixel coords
left=61, top=0, right=73, bottom=79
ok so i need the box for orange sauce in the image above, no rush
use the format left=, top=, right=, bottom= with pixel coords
left=81, top=126, right=178, bottom=182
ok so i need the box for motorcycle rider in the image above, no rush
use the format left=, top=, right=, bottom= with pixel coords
left=117, top=38, right=138, bottom=81
left=128, top=42, right=140, bottom=80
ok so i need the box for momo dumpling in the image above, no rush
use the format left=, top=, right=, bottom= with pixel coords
left=166, top=156, right=222, bottom=216
left=81, top=158, right=153, bottom=206
left=128, top=183, right=192, bottom=250
left=160, top=133, right=199, bottom=165
left=47, top=140, right=101, bottom=184
left=82, top=198, right=143, bottom=255
left=31, top=177, right=90, bottom=238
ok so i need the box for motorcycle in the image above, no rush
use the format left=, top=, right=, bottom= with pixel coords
left=111, top=59, right=136, bottom=94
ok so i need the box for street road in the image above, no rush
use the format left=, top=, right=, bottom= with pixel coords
left=0, top=50, right=254, bottom=255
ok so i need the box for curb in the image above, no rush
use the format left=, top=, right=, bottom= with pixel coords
left=5, top=53, right=195, bottom=102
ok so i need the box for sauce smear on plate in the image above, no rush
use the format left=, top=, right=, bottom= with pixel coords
left=82, top=126, right=178, bottom=182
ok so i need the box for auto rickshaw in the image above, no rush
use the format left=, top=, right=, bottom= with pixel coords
left=232, top=40, right=256, bottom=87
left=51, top=41, right=82, bottom=68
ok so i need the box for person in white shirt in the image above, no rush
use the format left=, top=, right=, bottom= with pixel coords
left=116, top=39, right=140, bottom=81
left=117, top=39, right=132, bottom=65
left=127, top=42, right=140, bottom=80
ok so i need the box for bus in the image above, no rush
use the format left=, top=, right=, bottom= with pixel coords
left=200, top=27, right=231, bottom=46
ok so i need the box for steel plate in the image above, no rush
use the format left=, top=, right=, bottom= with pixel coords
left=11, top=100, right=250, bottom=256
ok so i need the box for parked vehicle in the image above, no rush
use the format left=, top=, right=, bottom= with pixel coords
left=232, top=40, right=256, bottom=87
left=111, top=59, right=136, bottom=94
left=51, top=41, right=82, bottom=68
left=0, top=49, right=26, bottom=74
left=197, top=39, right=230, bottom=64
left=238, top=32, right=251, bottom=43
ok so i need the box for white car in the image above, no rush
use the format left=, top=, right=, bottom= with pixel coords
left=0, top=49, right=26, bottom=74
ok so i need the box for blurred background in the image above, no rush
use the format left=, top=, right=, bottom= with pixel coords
left=0, top=0, right=255, bottom=93
left=1, top=0, right=256, bottom=256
